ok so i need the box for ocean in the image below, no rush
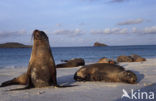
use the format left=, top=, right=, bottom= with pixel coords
left=0, top=45, right=156, bottom=68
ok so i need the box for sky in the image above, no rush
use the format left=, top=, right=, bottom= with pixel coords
left=0, top=0, right=156, bottom=47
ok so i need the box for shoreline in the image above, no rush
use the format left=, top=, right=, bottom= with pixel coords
left=0, top=57, right=155, bottom=69
left=0, top=44, right=156, bottom=48
left=0, top=58, right=156, bottom=101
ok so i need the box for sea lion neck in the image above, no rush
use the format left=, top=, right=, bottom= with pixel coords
left=30, top=39, right=51, bottom=61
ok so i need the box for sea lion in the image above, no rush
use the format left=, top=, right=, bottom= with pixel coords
left=131, top=54, right=146, bottom=62
left=0, top=30, right=57, bottom=88
left=97, top=57, right=117, bottom=64
left=74, top=63, right=137, bottom=84
left=117, top=55, right=134, bottom=62
left=0, top=58, right=85, bottom=87
left=117, top=55, right=146, bottom=62
left=56, top=58, right=85, bottom=68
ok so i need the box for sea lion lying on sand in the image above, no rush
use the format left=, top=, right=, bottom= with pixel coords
left=0, top=30, right=57, bottom=88
left=117, top=55, right=146, bottom=62
left=56, top=58, right=85, bottom=68
left=74, top=63, right=137, bottom=84
left=97, top=57, right=117, bottom=64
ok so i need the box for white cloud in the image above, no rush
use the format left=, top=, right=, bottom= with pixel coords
left=131, top=26, right=156, bottom=34
left=0, top=30, right=27, bottom=37
left=119, top=28, right=128, bottom=34
left=144, top=26, right=156, bottom=34
left=91, top=26, right=156, bottom=35
left=132, top=27, right=137, bottom=33
left=53, top=28, right=84, bottom=36
left=112, top=28, right=120, bottom=33
left=104, top=28, right=111, bottom=34
left=118, top=18, right=144, bottom=25
left=91, top=27, right=128, bottom=34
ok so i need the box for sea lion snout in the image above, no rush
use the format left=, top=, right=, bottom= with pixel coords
left=74, top=68, right=87, bottom=81
left=33, top=30, right=48, bottom=40
left=74, top=73, right=80, bottom=81
left=74, top=73, right=86, bottom=81
left=123, top=70, right=137, bottom=84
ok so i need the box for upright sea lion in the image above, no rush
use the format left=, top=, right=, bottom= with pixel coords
left=0, top=58, right=85, bottom=87
left=0, top=30, right=57, bottom=88
left=74, top=63, right=137, bottom=84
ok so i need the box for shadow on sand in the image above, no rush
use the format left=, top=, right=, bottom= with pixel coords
left=57, top=74, right=76, bottom=86
left=116, top=83, right=156, bottom=101
left=132, top=70, right=144, bottom=83
left=115, top=70, right=155, bottom=101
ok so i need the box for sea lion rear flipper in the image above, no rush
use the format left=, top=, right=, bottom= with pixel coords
left=0, top=73, right=27, bottom=87
left=7, top=76, right=33, bottom=91
left=7, top=84, right=33, bottom=91
left=6, top=85, right=31, bottom=91
left=0, top=78, right=18, bottom=87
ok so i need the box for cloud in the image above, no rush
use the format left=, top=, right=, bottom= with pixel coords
left=91, top=26, right=156, bottom=35
left=0, top=30, right=27, bottom=38
left=132, top=27, right=137, bottom=33
left=53, top=28, right=84, bottom=36
left=131, top=26, right=156, bottom=34
left=144, top=26, right=156, bottom=34
left=118, top=18, right=144, bottom=25
left=91, top=27, right=128, bottom=34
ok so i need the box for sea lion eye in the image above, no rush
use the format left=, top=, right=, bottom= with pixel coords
left=127, top=73, right=131, bottom=76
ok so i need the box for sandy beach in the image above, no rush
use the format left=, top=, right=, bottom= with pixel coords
left=0, top=58, right=156, bottom=101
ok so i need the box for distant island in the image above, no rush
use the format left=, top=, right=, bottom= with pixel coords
left=93, top=42, right=107, bottom=47
left=0, top=42, right=31, bottom=48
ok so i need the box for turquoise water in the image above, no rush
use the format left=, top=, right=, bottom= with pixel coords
left=0, top=45, right=156, bottom=68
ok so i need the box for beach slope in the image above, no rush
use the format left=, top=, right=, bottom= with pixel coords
left=0, top=58, right=156, bottom=101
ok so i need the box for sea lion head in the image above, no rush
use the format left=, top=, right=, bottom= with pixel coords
left=30, top=29, right=52, bottom=61
left=32, top=30, right=48, bottom=41
left=120, top=70, right=137, bottom=84
left=32, top=30, right=50, bottom=49
left=74, top=68, right=88, bottom=81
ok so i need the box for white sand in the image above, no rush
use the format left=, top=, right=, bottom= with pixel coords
left=0, top=58, right=156, bottom=101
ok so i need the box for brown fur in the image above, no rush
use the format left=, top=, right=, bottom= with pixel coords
left=0, top=30, right=57, bottom=88
left=74, top=63, right=137, bottom=84
left=56, top=58, right=85, bottom=68
left=0, top=73, right=27, bottom=87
